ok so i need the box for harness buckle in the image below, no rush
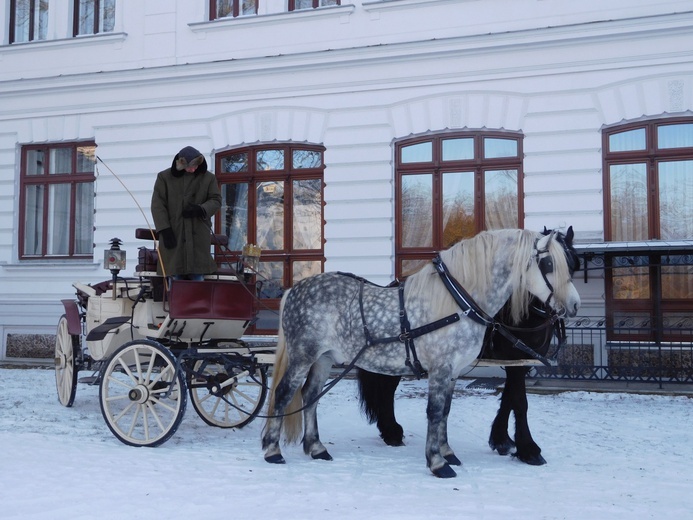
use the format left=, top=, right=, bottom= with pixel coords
left=399, top=331, right=410, bottom=342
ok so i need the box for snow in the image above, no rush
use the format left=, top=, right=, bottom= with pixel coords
left=1, top=367, right=692, bottom=520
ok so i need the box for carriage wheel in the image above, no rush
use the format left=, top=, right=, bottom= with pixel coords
left=99, top=340, right=186, bottom=447
left=55, top=315, right=79, bottom=407
left=189, top=359, right=268, bottom=429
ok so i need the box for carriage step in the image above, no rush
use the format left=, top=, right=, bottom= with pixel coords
left=78, top=376, right=100, bottom=384
left=86, top=316, right=131, bottom=341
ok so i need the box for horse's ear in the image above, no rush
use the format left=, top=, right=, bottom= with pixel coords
left=542, top=226, right=549, bottom=235
left=536, top=230, right=553, bottom=251
left=566, top=226, right=574, bottom=243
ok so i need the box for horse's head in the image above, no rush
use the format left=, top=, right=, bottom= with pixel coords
left=524, top=227, right=581, bottom=318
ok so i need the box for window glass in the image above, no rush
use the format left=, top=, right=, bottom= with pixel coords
left=608, top=128, right=646, bottom=152
left=484, top=138, right=518, bottom=158
left=659, top=160, right=693, bottom=239
left=401, top=142, right=432, bottom=164
left=442, top=171, right=474, bottom=248
left=221, top=183, right=249, bottom=250
left=609, top=163, right=648, bottom=241
left=658, top=123, right=693, bottom=150
left=256, top=181, right=284, bottom=250
left=293, top=150, right=322, bottom=169
left=47, top=184, right=71, bottom=255
left=612, top=257, right=650, bottom=300
left=662, top=258, right=693, bottom=300
left=442, top=138, right=474, bottom=161
left=256, top=150, right=285, bottom=171
left=401, top=174, right=433, bottom=248
left=26, top=150, right=44, bottom=176
left=292, top=179, right=322, bottom=249
left=257, top=261, right=284, bottom=299
left=221, top=153, right=248, bottom=173
left=50, top=149, right=72, bottom=175
left=74, top=182, right=94, bottom=254
left=23, top=185, right=44, bottom=256
left=293, top=260, right=321, bottom=284
left=485, top=169, right=518, bottom=230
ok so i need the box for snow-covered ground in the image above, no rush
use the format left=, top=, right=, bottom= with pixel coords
left=1, top=367, right=691, bottom=520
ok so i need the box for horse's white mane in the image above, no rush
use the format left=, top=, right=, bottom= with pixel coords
left=405, top=228, right=570, bottom=324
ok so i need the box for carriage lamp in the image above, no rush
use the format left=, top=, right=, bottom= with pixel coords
left=241, top=243, right=261, bottom=273
left=104, top=238, right=126, bottom=299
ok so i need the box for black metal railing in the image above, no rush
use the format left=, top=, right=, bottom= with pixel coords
left=533, top=317, right=693, bottom=387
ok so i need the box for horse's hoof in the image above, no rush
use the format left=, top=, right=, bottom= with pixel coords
left=311, top=450, right=333, bottom=461
left=264, top=453, right=286, bottom=464
left=514, top=452, right=547, bottom=466
left=444, top=453, right=462, bottom=466
left=382, top=435, right=405, bottom=447
left=431, top=463, right=457, bottom=478
left=489, top=438, right=515, bottom=456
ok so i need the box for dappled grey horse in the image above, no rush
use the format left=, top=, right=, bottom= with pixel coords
left=262, top=228, right=581, bottom=478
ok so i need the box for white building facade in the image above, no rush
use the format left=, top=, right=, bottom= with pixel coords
left=1, top=0, right=693, bottom=362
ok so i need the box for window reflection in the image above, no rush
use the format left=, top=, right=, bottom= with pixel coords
left=485, top=169, right=518, bottom=230
left=401, top=142, right=432, bottom=163
left=401, top=174, right=432, bottom=247
left=484, top=138, right=518, bottom=158
left=442, top=171, right=474, bottom=247
left=256, top=181, right=284, bottom=250
left=609, top=128, right=646, bottom=152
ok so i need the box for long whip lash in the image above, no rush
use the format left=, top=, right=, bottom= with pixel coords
left=95, top=155, right=169, bottom=281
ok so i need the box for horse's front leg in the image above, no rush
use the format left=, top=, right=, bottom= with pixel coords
left=301, top=355, right=334, bottom=461
left=425, top=370, right=458, bottom=478
left=508, top=367, right=546, bottom=465
left=489, top=372, right=515, bottom=456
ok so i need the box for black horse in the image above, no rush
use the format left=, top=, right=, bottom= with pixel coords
left=357, top=227, right=579, bottom=466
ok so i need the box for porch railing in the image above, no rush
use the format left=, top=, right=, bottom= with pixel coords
left=533, top=316, right=693, bottom=387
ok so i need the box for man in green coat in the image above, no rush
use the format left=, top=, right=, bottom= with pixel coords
left=151, top=146, right=222, bottom=279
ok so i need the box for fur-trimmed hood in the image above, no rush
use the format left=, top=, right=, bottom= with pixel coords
left=172, top=146, right=207, bottom=176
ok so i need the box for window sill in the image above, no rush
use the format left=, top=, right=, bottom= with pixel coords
left=362, top=0, right=478, bottom=13
left=189, top=4, right=355, bottom=33
left=0, top=261, right=101, bottom=272
left=1, top=32, right=127, bottom=53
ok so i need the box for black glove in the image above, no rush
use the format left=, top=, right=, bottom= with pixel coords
left=159, top=228, right=177, bottom=249
left=182, top=204, right=205, bottom=218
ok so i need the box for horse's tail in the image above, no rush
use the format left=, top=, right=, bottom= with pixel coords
left=265, top=290, right=303, bottom=444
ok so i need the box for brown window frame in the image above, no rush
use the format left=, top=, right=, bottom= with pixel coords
left=603, top=117, right=693, bottom=342
left=395, top=131, right=524, bottom=279
left=215, top=143, right=325, bottom=333
left=18, top=141, right=96, bottom=260
left=289, top=0, right=341, bottom=11
left=209, top=0, right=258, bottom=20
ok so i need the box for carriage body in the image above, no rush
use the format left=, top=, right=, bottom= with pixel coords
left=54, top=229, right=274, bottom=447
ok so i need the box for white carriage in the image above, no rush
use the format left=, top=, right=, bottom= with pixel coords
left=54, top=229, right=274, bottom=447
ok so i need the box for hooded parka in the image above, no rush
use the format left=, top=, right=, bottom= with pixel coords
left=151, top=147, right=222, bottom=276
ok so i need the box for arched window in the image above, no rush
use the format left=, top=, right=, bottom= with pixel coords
left=603, top=118, right=693, bottom=340
left=216, top=144, right=325, bottom=332
left=395, top=131, right=524, bottom=278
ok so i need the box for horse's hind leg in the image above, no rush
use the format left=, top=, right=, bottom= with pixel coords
left=301, top=354, right=334, bottom=461
left=357, top=369, right=404, bottom=446
left=508, top=367, right=546, bottom=466
left=262, top=367, right=307, bottom=464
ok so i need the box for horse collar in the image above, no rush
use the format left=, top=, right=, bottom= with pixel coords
left=431, top=255, right=554, bottom=367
